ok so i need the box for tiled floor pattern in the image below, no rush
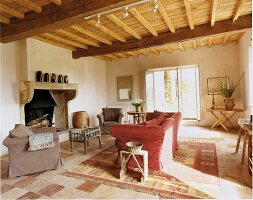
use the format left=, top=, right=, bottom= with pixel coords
left=1, top=126, right=252, bottom=199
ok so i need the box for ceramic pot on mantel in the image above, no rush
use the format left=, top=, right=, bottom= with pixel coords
left=224, top=98, right=235, bottom=111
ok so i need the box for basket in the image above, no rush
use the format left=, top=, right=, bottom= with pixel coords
left=126, top=142, right=143, bottom=153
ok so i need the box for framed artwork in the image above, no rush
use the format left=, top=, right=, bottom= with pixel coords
left=117, top=76, right=133, bottom=101
left=207, top=77, right=229, bottom=95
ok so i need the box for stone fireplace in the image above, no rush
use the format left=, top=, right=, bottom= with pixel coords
left=20, top=81, right=78, bottom=130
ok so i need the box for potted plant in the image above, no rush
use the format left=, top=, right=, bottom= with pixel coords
left=131, top=99, right=143, bottom=112
left=220, top=72, right=244, bottom=110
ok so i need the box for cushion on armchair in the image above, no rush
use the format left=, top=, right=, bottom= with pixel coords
left=152, top=110, right=174, bottom=119
left=102, top=108, right=123, bottom=121
left=9, top=124, right=34, bottom=138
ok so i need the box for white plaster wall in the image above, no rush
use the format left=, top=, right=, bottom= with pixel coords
left=106, top=43, right=243, bottom=126
left=0, top=39, right=107, bottom=156
left=238, top=31, right=252, bottom=117
left=0, top=42, right=21, bottom=155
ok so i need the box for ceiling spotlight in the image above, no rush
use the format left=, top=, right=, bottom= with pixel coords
left=153, top=0, right=159, bottom=13
left=95, top=14, right=101, bottom=27
left=123, top=6, right=129, bottom=18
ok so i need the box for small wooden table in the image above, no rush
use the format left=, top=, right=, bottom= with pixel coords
left=119, top=150, right=148, bottom=182
left=235, top=119, right=252, bottom=166
left=205, top=107, right=244, bottom=132
left=69, top=127, right=102, bottom=155
left=127, top=111, right=147, bottom=124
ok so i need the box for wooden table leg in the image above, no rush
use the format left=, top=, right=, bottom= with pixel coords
left=210, top=111, right=220, bottom=128
left=241, top=133, right=249, bottom=164
left=235, top=127, right=243, bottom=153
left=221, top=111, right=236, bottom=128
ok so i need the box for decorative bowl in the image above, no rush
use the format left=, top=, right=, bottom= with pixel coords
left=125, top=141, right=143, bottom=153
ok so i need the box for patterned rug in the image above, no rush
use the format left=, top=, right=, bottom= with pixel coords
left=62, top=138, right=219, bottom=199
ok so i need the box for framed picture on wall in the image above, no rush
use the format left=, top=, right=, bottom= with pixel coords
left=207, top=77, right=229, bottom=95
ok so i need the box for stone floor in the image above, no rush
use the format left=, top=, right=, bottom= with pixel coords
left=1, top=126, right=252, bottom=199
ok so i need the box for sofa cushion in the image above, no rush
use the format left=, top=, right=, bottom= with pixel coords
left=103, top=121, right=119, bottom=127
left=9, top=124, right=34, bottom=138
left=102, top=108, right=123, bottom=121
left=145, top=114, right=165, bottom=126
left=153, top=110, right=174, bottom=119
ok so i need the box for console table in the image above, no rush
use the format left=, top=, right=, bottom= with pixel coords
left=205, top=107, right=244, bottom=132
left=127, top=111, right=147, bottom=124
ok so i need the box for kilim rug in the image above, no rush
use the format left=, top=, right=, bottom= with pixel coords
left=62, top=138, right=219, bottom=199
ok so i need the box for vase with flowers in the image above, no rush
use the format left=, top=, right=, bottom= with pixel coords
left=131, top=99, right=143, bottom=112
left=219, top=72, right=244, bottom=111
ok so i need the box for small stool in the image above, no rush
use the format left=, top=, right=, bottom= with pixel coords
left=69, top=127, right=102, bottom=155
left=119, top=150, right=148, bottom=182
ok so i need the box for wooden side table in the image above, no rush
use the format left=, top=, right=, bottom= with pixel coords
left=127, top=111, right=147, bottom=124
left=69, top=127, right=102, bottom=155
left=119, top=150, right=148, bottom=182
left=235, top=118, right=252, bottom=165
left=205, top=107, right=244, bottom=132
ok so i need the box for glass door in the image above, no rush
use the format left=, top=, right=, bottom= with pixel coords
left=145, top=65, right=200, bottom=120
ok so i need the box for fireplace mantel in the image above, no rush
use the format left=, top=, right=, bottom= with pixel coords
left=20, top=81, right=78, bottom=105
left=19, top=81, right=78, bottom=128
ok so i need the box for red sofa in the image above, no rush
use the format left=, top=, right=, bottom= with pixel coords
left=146, top=111, right=182, bottom=154
left=111, top=111, right=182, bottom=170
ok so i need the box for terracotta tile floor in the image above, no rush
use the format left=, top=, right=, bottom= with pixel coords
left=1, top=126, right=252, bottom=199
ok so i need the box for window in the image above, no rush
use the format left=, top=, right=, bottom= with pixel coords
left=145, top=65, right=200, bottom=120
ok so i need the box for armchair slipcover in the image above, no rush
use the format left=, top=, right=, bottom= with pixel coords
left=3, top=127, right=63, bottom=178
left=97, top=108, right=124, bottom=134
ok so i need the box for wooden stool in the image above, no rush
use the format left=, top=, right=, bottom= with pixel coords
left=69, top=127, right=102, bottom=155
left=119, top=150, right=148, bottom=182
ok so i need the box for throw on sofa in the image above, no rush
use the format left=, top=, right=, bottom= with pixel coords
left=3, top=125, right=63, bottom=178
left=111, top=112, right=181, bottom=170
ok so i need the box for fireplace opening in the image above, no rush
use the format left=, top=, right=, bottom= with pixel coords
left=25, top=89, right=57, bottom=126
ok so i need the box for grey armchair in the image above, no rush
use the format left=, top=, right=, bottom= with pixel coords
left=97, top=108, right=124, bottom=134
left=3, top=127, right=63, bottom=178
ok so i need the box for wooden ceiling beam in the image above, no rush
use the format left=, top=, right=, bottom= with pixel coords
left=208, top=37, right=212, bottom=48
left=72, top=14, right=252, bottom=58
left=33, top=36, right=76, bottom=51
left=49, top=0, right=62, bottom=5
left=14, top=0, right=42, bottom=13
left=0, top=4, right=24, bottom=19
left=105, top=54, right=120, bottom=59
left=71, top=25, right=112, bottom=45
left=88, top=20, right=126, bottom=42
left=107, top=14, right=142, bottom=40
left=0, top=16, right=10, bottom=24
left=211, top=0, right=218, bottom=27
left=183, top=0, right=194, bottom=30
left=233, top=0, right=246, bottom=22
left=192, top=40, right=197, bottom=49
left=43, top=33, right=87, bottom=49
left=158, top=1, right=175, bottom=33
left=178, top=43, right=185, bottom=51
left=222, top=34, right=229, bottom=45
left=0, top=0, right=137, bottom=43
left=130, top=8, right=158, bottom=36
left=116, top=52, right=129, bottom=58
left=56, top=29, right=99, bottom=47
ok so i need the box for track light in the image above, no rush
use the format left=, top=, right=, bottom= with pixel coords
left=153, top=0, right=159, bottom=13
left=95, top=15, right=101, bottom=27
left=123, top=6, right=129, bottom=18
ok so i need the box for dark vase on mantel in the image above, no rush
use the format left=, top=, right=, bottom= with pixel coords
left=64, top=75, right=68, bottom=83
left=51, top=73, right=56, bottom=82
left=44, top=73, right=49, bottom=82
left=36, top=71, right=43, bottom=82
left=58, top=75, right=63, bottom=83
